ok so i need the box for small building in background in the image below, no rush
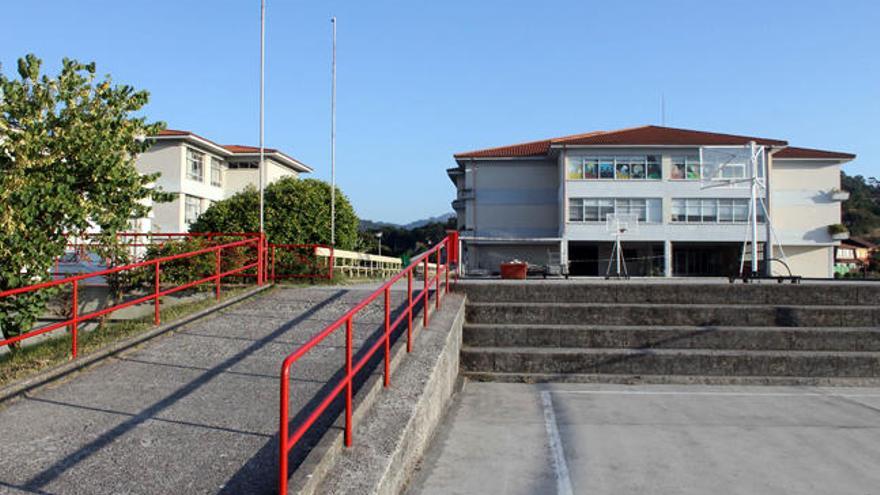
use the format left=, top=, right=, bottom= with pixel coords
left=135, top=129, right=313, bottom=233
left=835, top=237, right=877, bottom=276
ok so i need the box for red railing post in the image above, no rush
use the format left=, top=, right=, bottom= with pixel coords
left=435, top=249, right=441, bottom=310
left=71, top=279, right=78, bottom=359
left=154, top=261, right=161, bottom=325
left=257, top=234, right=264, bottom=285
left=445, top=238, right=450, bottom=294
left=345, top=317, right=353, bottom=446
left=328, top=246, right=335, bottom=280
left=215, top=248, right=222, bottom=301
left=384, top=286, right=391, bottom=387
left=407, top=269, right=413, bottom=352
left=271, top=245, right=276, bottom=282
left=423, top=256, right=429, bottom=327
left=279, top=362, right=290, bottom=495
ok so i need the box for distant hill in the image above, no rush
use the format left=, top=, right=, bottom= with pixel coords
left=359, top=212, right=455, bottom=232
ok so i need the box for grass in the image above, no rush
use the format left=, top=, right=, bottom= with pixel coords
left=0, top=285, right=260, bottom=389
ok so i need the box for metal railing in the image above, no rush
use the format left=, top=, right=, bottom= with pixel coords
left=270, top=244, right=335, bottom=281
left=278, top=231, right=459, bottom=493
left=1, top=235, right=265, bottom=358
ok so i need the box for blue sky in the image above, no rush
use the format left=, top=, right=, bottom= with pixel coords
left=2, top=1, right=878, bottom=223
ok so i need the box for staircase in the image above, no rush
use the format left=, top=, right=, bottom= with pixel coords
left=458, top=281, right=880, bottom=385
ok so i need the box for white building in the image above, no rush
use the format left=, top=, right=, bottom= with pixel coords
left=448, top=125, right=855, bottom=278
left=136, top=129, right=313, bottom=233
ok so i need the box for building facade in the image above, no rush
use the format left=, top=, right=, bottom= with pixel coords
left=136, top=130, right=312, bottom=233
left=448, top=126, right=855, bottom=278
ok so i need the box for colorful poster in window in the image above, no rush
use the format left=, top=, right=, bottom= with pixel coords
left=567, top=161, right=582, bottom=180
left=671, top=161, right=685, bottom=180
left=686, top=163, right=700, bottom=180
left=616, top=161, right=631, bottom=180
left=599, top=159, right=614, bottom=179
left=584, top=159, right=598, bottom=179
left=631, top=161, right=646, bottom=179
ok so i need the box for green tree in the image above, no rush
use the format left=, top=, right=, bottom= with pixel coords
left=0, top=54, right=166, bottom=350
left=841, top=172, right=880, bottom=238
left=190, top=177, right=360, bottom=249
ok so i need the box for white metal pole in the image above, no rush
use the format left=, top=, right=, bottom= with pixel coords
left=749, top=141, right=759, bottom=275
left=259, top=0, right=266, bottom=235
left=330, top=16, right=337, bottom=246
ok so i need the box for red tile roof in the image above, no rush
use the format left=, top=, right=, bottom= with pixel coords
left=774, top=146, right=855, bottom=160
left=455, top=125, right=791, bottom=159
left=154, top=129, right=309, bottom=170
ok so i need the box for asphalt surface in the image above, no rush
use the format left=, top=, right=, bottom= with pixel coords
left=408, top=382, right=880, bottom=495
left=0, top=282, right=427, bottom=494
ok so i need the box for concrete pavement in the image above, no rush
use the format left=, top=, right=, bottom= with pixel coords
left=0, top=283, right=428, bottom=494
left=408, top=382, right=880, bottom=495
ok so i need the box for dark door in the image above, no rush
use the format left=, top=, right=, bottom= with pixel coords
left=569, top=244, right=599, bottom=276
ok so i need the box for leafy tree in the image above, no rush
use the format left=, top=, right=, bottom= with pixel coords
left=841, top=172, right=880, bottom=238
left=190, top=177, right=360, bottom=249
left=0, top=54, right=166, bottom=350
left=358, top=217, right=456, bottom=258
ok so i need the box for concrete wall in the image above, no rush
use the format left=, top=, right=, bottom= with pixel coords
left=224, top=159, right=299, bottom=197
left=470, top=158, right=558, bottom=238
left=775, top=245, right=834, bottom=278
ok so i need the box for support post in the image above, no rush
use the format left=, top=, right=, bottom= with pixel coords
left=71, top=280, right=78, bottom=359
left=215, top=249, right=221, bottom=300
left=154, top=262, right=161, bottom=325
left=435, top=250, right=440, bottom=309
left=407, top=269, right=413, bottom=352
left=664, top=240, right=673, bottom=277
left=423, top=257, right=429, bottom=327
left=383, top=286, right=390, bottom=387
left=345, top=317, right=353, bottom=446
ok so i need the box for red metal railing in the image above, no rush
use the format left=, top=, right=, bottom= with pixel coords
left=54, top=232, right=260, bottom=277
left=278, top=231, right=459, bottom=493
left=1, top=234, right=265, bottom=358
left=270, top=244, right=335, bottom=281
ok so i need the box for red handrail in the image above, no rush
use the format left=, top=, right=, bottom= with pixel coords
left=278, top=234, right=459, bottom=493
left=0, top=234, right=266, bottom=357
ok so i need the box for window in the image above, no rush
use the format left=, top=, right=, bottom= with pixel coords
left=568, top=156, right=660, bottom=180
left=569, top=197, right=660, bottom=223
left=211, top=158, right=223, bottom=186
left=671, top=198, right=765, bottom=223
left=185, top=195, right=201, bottom=225
left=671, top=155, right=701, bottom=180
left=228, top=161, right=259, bottom=169
left=186, top=148, right=204, bottom=181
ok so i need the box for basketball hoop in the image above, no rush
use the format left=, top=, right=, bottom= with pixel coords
left=605, top=213, right=639, bottom=279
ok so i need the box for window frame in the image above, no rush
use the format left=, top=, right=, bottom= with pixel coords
left=670, top=198, right=765, bottom=224
left=210, top=157, right=223, bottom=187
left=186, top=148, right=205, bottom=182
left=184, top=195, right=201, bottom=225
left=568, top=197, right=660, bottom=224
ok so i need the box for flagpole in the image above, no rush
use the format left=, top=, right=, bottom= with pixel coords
left=330, top=16, right=337, bottom=246
left=259, top=0, right=266, bottom=236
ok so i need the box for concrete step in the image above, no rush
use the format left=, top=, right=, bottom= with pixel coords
left=462, top=371, right=880, bottom=387
left=457, top=281, right=880, bottom=306
left=460, top=346, right=880, bottom=378
left=463, top=324, right=880, bottom=351
left=465, top=302, right=880, bottom=328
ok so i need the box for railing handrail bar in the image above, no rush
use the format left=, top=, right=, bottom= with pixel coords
left=1, top=237, right=259, bottom=298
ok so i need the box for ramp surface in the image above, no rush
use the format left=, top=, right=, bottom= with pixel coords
left=0, top=284, right=417, bottom=495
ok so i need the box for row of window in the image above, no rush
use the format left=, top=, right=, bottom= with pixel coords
left=567, top=155, right=748, bottom=181
left=186, top=148, right=223, bottom=187
left=568, top=197, right=765, bottom=224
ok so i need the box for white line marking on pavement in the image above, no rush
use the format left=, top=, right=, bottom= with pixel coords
left=552, top=390, right=880, bottom=398
left=540, top=390, right=574, bottom=495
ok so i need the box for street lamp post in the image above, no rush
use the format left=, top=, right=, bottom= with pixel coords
left=375, top=232, right=383, bottom=256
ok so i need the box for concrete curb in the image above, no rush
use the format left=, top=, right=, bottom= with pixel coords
left=289, top=294, right=466, bottom=495
left=0, top=284, right=274, bottom=406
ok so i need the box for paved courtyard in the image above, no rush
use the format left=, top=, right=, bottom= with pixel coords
left=408, top=382, right=880, bottom=495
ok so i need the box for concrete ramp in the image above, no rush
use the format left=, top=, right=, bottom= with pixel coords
left=0, top=285, right=430, bottom=494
